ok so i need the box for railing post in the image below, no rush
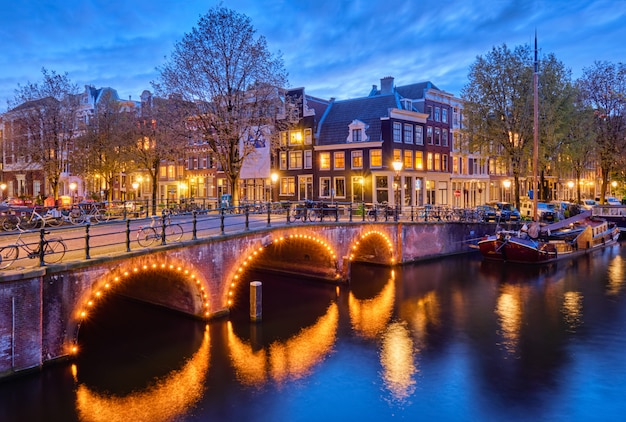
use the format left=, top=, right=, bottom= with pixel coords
left=38, top=228, right=46, bottom=266
left=267, top=201, right=271, bottom=227
left=126, top=219, right=131, bottom=252
left=245, top=206, right=250, bottom=230
left=286, top=205, right=291, bottom=224
left=335, top=203, right=339, bottom=222
left=123, top=200, right=127, bottom=220
left=411, top=205, right=414, bottom=222
left=362, top=202, right=365, bottom=222
left=394, top=204, right=399, bottom=222
left=192, top=210, right=198, bottom=240
left=220, top=207, right=225, bottom=235
left=85, top=223, right=91, bottom=259
left=161, top=213, right=167, bottom=245
left=348, top=203, right=353, bottom=222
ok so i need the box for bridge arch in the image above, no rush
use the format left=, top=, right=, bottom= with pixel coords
left=225, top=230, right=341, bottom=309
left=347, top=229, right=396, bottom=266
left=69, top=256, right=210, bottom=355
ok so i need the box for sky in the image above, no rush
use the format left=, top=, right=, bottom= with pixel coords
left=1, top=0, right=625, bottom=112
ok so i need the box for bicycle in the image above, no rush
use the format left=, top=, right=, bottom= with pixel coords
left=68, top=203, right=110, bottom=225
left=2, top=207, right=63, bottom=231
left=136, top=210, right=184, bottom=247
left=0, top=225, right=67, bottom=269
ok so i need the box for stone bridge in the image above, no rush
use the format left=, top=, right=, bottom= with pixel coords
left=0, top=220, right=487, bottom=379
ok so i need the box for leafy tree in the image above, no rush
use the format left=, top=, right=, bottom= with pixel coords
left=72, top=90, right=137, bottom=201
left=154, top=5, right=288, bottom=206
left=577, top=61, right=626, bottom=203
left=7, top=68, right=80, bottom=200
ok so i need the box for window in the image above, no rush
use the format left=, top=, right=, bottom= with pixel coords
left=348, top=119, right=368, bottom=142
left=393, top=122, right=402, bottom=143
left=290, top=131, right=303, bottom=145
left=334, top=151, right=345, bottom=170
left=320, top=177, right=331, bottom=197
left=427, top=152, right=433, bottom=170
left=427, top=127, right=433, bottom=144
left=319, top=152, right=330, bottom=170
left=375, top=176, right=389, bottom=203
left=334, top=177, right=346, bottom=198
left=289, top=151, right=303, bottom=169
left=403, top=124, right=413, bottom=144
left=415, top=126, right=423, bottom=145
left=370, top=149, right=382, bottom=168
left=435, top=153, right=441, bottom=171
left=280, top=177, right=295, bottom=195
left=442, top=154, right=448, bottom=172
left=434, top=107, right=440, bottom=122
left=304, top=150, right=312, bottom=169
left=453, top=156, right=459, bottom=174
left=404, top=150, right=413, bottom=169
left=351, top=150, right=363, bottom=169
left=280, top=151, right=288, bottom=170
left=427, top=106, right=433, bottom=120
left=435, top=128, right=441, bottom=146
left=352, top=128, right=362, bottom=142
left=442, top=129, right=449, bottom=147
left=415, top=151, right=424, bottom=170
left=393, top=149, right=402, bottom=163
left=304, top=128, right=312, bottom=145
left=442, top=108, right=448, bottom=123
left=280, top=132, right=288, bottom=147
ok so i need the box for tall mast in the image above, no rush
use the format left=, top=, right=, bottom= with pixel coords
left=532, top=31, right=539, bottom=222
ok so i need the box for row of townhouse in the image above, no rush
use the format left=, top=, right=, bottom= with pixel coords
left=0, top=76, right=598, bottom=209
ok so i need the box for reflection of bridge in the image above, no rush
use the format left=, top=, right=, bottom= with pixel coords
left=0, top=214, right=487, bottom=379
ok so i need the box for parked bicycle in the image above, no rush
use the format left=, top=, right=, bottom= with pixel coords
left=0, top=225, right=67, bottom=269
left=367, top=202, right=395, bottom=222
left=2, top=207, right=63, bottom=231
left=136, top=210, right=184, bottom=247
left=67, top=203, right=111, bottom=225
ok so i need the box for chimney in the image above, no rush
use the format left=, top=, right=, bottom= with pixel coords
left=380, top=76, right=394, bottom=95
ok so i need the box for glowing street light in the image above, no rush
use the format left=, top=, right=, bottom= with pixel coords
left=0, top=183, right=6, bottom=202
left=392, top=160, right=403, bottom=221
left=270, top=172, right=278, bottom=203
left=69, top=182, right=77, bottom=204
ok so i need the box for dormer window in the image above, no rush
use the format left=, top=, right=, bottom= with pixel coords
left=401, top=99, right=412, bottom=110
left=347, top=119, right=368, bottom=143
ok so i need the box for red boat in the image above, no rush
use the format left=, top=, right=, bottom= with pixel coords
left=477, top=211, right=620, bottom=264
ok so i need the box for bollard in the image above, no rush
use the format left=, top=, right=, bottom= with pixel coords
left=250, top=281, right=262, bottom=322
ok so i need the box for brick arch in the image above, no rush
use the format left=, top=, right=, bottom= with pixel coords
left=347, top=229, right=396, bottom=266
left=68, top=256, right=210, bottom=356
left=225, top=230, right=341, bottom=309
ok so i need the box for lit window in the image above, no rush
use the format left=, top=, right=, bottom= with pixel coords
left=280, top=151, right=287, bottom=170
left=319, top=152, right=331, bottom=170
left=351, top=150, right=363, bottom=169
left=290, top=131, right=303, bottom=145
left=370, top=149, right=382, bottom=168
left=304, top=128, right=312, bottom=145
left=415, top=151, right=423, bottom=170
left=334, top=151, right=345, bottom=170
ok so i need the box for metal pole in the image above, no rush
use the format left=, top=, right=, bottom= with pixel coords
left=85, top=223, right=91, bottom=259
left=250, top=281, right=262, bottom=322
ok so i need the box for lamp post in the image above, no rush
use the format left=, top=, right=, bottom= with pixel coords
left=567, top=181, right=574, bottom=201
left=132, top=182, right=139, bottom=200
left=69, top=182, right=77, bottom=205
left=502, top=179, right=511, bottom=202
left=359, top=177, right=364, bottom=203
left=270, top=172, right=278, bottom=203
left=392, top=160, right=403, bottom=220
left=0, top=183, right=6, bottom=202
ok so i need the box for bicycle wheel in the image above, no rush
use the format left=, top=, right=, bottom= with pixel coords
left=46, top=215, right=63, bottom=227
left=165, top=224, right=183, bottom=242
left=69, top=209, right=86, bottom=225
left=137, top=227, right=158, bottom=247
left=2, top=215, right=19, bottom=231
left=42, top=240, right=66, bottom=264
left=20, top=216, right=40, bottom=230
left=0, top=245, right=19, bottom=269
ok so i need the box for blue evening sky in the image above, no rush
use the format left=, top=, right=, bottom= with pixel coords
left=1, top=0, right=625, bottom=111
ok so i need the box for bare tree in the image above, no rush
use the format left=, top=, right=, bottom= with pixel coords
left=577, top=61, right=626, bottom=203
left=154, top=5, right=288, bottom=206
left=7, top=68, right=80, bottom=200
left=72, top=90, right=137, bottom=201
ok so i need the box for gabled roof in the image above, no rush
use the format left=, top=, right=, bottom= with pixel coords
left=394, top=81, right=440, bottom=100
left=318, top=93, right=400, bottom=145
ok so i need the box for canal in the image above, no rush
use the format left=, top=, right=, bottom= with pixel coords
left=2, top=244, right=626, bottom=421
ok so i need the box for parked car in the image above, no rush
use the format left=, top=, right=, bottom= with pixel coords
left=605, top=197, right=621, bottom=205
left=487, top=201, right=521, bottom=221
left=476, top=204, right=498, bottom=222
left=580, top=199, right=598, bottom=210
left=520, top=201, right=556, bottom=222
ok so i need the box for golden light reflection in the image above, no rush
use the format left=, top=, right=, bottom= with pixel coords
left=495, top=285, right=523, bottom=355
left=402, top=291, right=441, bottom=349
left=380, top=321, right=416, bottom=402
left=562, top=291, right=583, bottom=332
left=75, top=328, right=210, bottom=422
left=607, top=255, right=625, bottom=296
left=227, top=303, right=338, bottom=386
left=348, top=278, right=395, bottom=339
left=348, top=230, right=395, bottom=264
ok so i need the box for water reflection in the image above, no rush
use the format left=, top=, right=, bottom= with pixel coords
left=227, top=303, right=338, bottom=386
left=495, top=285, right=523, bottom=355
left=561, top=291, right=583, bottom=332
left=607, top=255, right=626, bottom=296
left=75, top=327, right=209, bottom=422
left=380, top=321, right=416, bottom=402
left=349, top=276, right=395, bottom=339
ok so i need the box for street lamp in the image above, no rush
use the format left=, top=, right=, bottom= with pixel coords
left=270, top=172, right=278, bottom=203
left=69, top=182, right=77, bottom=205
left=503, top=179, right=511, bottom=202
left=132, top=182, right=139, bottom=200
left=0, top=183, right=6, bottom=202
left=392, top=160, right=403, bottom=220
left=359, top=177, right=364, bottom=203
left=567, top=181, right=574, bottom=201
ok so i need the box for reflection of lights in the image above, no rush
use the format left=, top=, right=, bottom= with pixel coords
left=349, top=230, right=395, bottom=264
left=403, top=291, right=441, bottom=348
left=228, top=234, right=339, bottom=308
left=349, top=278, right=395, bottom=339
left=562, top=291, right=583, bottom=331
left=607, top=255, right=625, bottom=296
left=75, top=327, right=209, bottom=422
left=73, top=260, right=209, bottom=355
left=227, top=303, right=338, bottom=386
left=380, top=321, right=416, bottom=402
left=495, top=286, right=522, bottom=355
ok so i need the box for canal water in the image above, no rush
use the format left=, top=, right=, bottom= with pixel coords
left=2, top=244, right=626, bottom=422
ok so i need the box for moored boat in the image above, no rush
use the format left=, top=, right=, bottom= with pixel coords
left=477, top=211, right=620, bottom=264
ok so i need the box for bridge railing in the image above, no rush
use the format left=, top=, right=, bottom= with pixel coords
left=0, top=201, right=498, bottom=271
